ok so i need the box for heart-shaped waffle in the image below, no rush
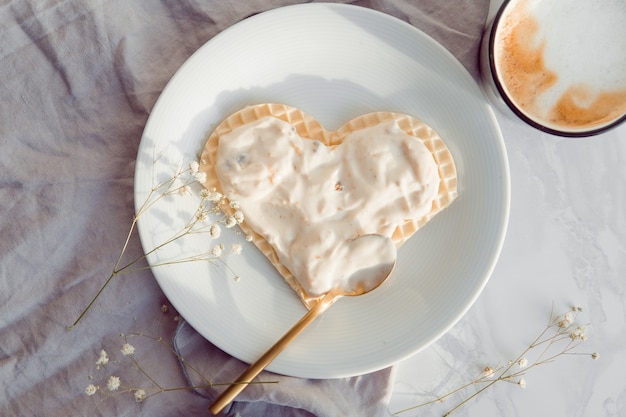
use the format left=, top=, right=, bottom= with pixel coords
left=199, top=103, right=457, bottom=309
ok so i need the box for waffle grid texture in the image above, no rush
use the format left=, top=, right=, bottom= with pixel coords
left=199, top=103, right=458, bottom=308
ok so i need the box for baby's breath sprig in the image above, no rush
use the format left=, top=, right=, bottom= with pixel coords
left=69, top=150, right=245, bottom=330
left=84, top=307, right=215, bottom=403
left=394, top=305, right=599, bottom=416
left=84, top=304, right=278, bottom=405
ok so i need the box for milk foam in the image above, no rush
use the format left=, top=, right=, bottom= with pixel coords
left=494, top=0, right=626, bottom=131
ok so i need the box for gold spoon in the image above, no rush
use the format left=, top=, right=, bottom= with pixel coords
left=209, top=234, right=397, bottom=415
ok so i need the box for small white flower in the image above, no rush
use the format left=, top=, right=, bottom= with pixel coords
left=518, top=378, right=526, bottom=389
left=230, top=200, right=240, bottom=209
left=134, top=389, right=147, bottom=402
left=570, top=325, right=586, bottom=340
left=231, top=243, right=242, bottom=255
left=209, top=191, right=223, bottom=203
left=189, top=160, right=199, bottom=174
left=233, top=210, right=244, bottom=224
left=482, top=367, right=495, bottom=379
left=200, top=189, right=211, bottom=200
left=196, top=209, right=209, bottom=222
left=121, top=343, right=135, bottom=356
left=559, top=312, right=573, bottom=328
left=107, top=376, right=121, bottom=391
left=517, top=357, right=528, bottom=368
left=225, top=216, right=237, bottom=228
left=161, top=304, right=169, bottom=313
left=211, top=244, right=223, bottom=257
left=245, top=234, right=253, bottom=242
left=209, top=224, right=221, bottom=239
left=84, top=384, right=98, bottom=396
left=591, top=352, right=599, bottom=360
left=193, top=171, right=207, bottom=183
left=96, top=350, right=109, bottom=366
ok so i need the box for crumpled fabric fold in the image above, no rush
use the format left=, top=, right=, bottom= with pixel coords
left=173, top=320, right=396, bottom=417
left=0, top=1, right=489, bottom=416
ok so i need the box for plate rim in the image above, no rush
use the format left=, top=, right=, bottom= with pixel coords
left=134, top=2, right=510, bottom=378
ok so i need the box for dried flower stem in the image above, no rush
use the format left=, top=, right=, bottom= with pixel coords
left=85, top=308, right=277, bottom=405
left=69, top=151, right=241, bottom=330
left=395, top=305, right=597, bottom=416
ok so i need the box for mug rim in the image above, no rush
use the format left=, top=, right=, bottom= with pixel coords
left=487, top=0, right=626, bottom=137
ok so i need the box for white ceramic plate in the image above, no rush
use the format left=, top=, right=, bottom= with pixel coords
left=135, top=3, right=509, bottom=379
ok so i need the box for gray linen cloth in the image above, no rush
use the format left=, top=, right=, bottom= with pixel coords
left=0, top=1, right=488, bottom=416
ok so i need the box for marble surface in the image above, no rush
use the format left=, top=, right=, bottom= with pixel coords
left=389, top=113, right=626, bottom=416
left=388, top=4, right=626, bottom=411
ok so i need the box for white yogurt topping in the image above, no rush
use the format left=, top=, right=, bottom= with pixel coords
left=216, top=116, right=439, bottom=296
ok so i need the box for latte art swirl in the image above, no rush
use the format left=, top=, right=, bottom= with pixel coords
left=492, top=0, right=626, bottom=133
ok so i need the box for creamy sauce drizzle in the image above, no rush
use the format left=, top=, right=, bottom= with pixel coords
left=216, top=116, right=439, bottom=296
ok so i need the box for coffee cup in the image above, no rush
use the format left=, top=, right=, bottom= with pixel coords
left=479, top=0, right=626, bottom=137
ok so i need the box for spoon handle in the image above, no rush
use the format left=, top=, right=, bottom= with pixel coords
left=209, top=292, right=339, bottom=415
